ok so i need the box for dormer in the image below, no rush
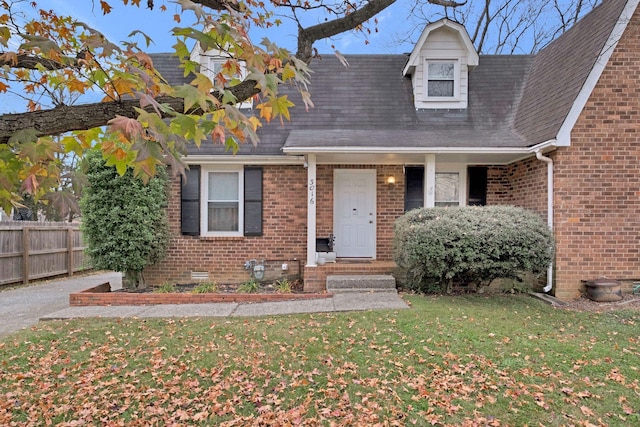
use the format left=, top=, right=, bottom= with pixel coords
left=190, top=43, right=253, bottom=109
left=403, top=19, right=479, bottom=109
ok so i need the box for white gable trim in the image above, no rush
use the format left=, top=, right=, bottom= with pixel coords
left=556, top=0, right=640, bottom=146
left=403, top=19, right=479, bottom=76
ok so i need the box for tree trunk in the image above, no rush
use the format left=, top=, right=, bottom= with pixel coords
left=123, top=270, right=146, bottom=290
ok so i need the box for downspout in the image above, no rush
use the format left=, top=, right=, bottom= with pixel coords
left=535, top=150, right=554, bottom=293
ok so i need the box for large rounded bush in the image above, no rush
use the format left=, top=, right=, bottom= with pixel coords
left=393, top=206, right=554, bottom=293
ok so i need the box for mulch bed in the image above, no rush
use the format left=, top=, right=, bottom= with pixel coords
left=115, top=280, right=304, bottom=294
left=558, top=293, right=640, bottom=312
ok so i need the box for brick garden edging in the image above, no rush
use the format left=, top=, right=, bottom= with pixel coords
left=70, top=283, right=331, bottom=307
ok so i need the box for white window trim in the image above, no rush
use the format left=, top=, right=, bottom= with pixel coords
left=201, top=165, right=244, bottom=237
left=425, top=59, right=460, bottom=101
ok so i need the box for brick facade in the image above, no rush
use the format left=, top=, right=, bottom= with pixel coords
left=486, top=157, right=548, bottom=219
left=483, top=7, right=640, bottom=300
left=551, top=9, right=640, bottom=299
left=145, top=164, right=405, bottom=288
left=144, top=165, right=308, bottom=285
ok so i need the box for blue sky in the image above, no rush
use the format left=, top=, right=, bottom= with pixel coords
left=34, top=0, right=417, bottom=55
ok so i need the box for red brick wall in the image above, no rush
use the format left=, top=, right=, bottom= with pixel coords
left=144, top=165, right=308, bottom=285
left=552, top=9, right=640, bottom=299
left=377, top=165, right=405, bottom=260
left=486, top=158, right=549, bottom=219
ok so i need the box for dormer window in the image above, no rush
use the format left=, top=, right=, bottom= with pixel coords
left=191, top=47, right=253, bottom=109
left=205, top=56, right=224, bottom=80
left=403, top=19, right=478, bottom=109
left=426, top=60, right=458, bottom=98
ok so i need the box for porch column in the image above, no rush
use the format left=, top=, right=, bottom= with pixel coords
left=306, top=154, right=317, bottom=267
left=425, top=154, right=436, bottom=208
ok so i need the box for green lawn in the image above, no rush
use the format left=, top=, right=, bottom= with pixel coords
left=1, top=294, right=638, bottom=426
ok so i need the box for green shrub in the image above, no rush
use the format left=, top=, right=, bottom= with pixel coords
left=192, top=282, right=219, bottom=294
left=275, top=278, right=292, bottom=293
left=80, top=150, right=170, bottom=290
left=393, top=206, right=554, bottom=294
left=237, top=279, right=260, bottom=293
left=154, top=282, right=177, bottom=293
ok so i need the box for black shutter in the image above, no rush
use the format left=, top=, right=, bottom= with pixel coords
left=405, top=166, right=424, bottom=212
left=244, top=167, right=263, bottom=236
left=181, top=165, right=200, bottom=236
left=468, top=167, right=488, bottom=206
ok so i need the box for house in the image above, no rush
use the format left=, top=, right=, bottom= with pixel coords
left=144, top=0, right=640, bottom=300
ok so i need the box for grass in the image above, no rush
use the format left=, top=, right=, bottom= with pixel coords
left=0, top=294, right=638, bottom=426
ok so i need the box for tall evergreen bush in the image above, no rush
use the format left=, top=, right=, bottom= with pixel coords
left=80, top=151, right=170, bottom=289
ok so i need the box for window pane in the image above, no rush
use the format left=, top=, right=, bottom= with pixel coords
left=209, top=58, right=224, bottom=76
left=207, top=172, right=240, bottom=233
left=208, top=202, right=239, bottom=232
left=435, top=173, right=459, bottom=205
left=428, top=62, right=454, bottom=79
left=428, top=80, right=454, bottom=97
left=209, top=172, right=238, bottom=201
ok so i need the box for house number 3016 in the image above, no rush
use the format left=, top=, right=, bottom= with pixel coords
left=309, top=178, right=315, bottom=205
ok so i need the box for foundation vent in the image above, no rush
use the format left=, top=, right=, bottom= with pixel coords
left=190, top=271, right=210, bottom=281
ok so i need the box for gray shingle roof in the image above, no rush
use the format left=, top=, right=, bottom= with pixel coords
left=150, top=0, right=630, bottom=156
left=514, top=0, right=628, bottom=143
left=180, top=54, right=533, bottom=155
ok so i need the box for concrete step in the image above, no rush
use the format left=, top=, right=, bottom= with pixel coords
left=326, top=274, right=397, bottom=293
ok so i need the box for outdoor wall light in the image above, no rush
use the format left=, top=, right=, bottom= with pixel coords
left=386, top=176, right=396, bottom=185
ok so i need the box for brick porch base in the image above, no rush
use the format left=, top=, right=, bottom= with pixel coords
left=304, top=260, right=397, bottom=292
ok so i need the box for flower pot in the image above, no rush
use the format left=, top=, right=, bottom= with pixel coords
left=585, top=277, right=622, bottom=302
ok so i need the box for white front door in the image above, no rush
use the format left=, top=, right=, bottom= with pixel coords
left=333, top=169, right=376, bottom=258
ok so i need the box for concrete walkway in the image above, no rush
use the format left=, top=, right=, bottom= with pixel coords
left=1, top=271, right=409, bottom=339
left=0, top=271, right=123, bottom=339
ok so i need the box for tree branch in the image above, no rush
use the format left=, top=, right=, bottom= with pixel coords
left=0, top=53, right=78, bottom=70
left=297, top=0, right=398, bottom=62
left=0, top=79, right=261, bottom=144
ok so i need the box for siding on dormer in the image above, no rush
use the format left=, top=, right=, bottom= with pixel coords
left=412, top=26, right=470, bottom=109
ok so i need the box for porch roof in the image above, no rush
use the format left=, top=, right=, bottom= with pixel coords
left=284, top=128, right=527, bottom=149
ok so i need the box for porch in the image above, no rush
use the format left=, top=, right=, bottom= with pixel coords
left=303, top=260, right=397, bottom=293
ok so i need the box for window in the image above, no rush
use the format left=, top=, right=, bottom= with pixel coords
left=205, top=57, right=224, bottom=81
left=435, top=172, right=459, bottom=206
left=202, top=55, right=253, bottom=109
left=180, top=166, right=263, bottom=237
left=207, top=171, right=241, bottom=233
left=426, top=60, right=456, bottom=98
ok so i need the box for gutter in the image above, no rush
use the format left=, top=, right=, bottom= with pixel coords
left=535, top=150, right=554, bottom=293
left=183, top=155, right=306, bottom=165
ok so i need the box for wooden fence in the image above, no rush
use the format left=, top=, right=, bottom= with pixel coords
left=0, top=222, right=90, bottom=286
